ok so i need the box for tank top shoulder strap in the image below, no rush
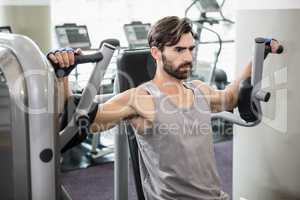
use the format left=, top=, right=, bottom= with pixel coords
left=184, top=81, right=210, bottom=111
left=183, top=81, right=198, bottom=93
left=141, top=81, right=161, bottom=97
left=184, top=81, right=205, bottom=96
left=183, top=81, right=194, bottom=89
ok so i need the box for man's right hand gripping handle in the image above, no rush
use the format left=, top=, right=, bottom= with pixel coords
left=47, top=48, right=82, bottom=77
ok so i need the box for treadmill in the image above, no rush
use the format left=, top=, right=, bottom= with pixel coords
left=55, top=23, right=91, bottom=50
left=123, top=21, right=151, bottom=49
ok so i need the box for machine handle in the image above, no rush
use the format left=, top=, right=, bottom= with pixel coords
left=74, top=52, right=103, bottom=64
left=59, top=40, right=118, bottom=150
left=255, top=90, right=271, bottom=102
left=55, top=52, right=103, bottom=78
left=211, top=111, right=260, bottom=127
left=262, top=38, right=284, bottom=59
left=212, top=37, right=284, bottom=127
left=53, top=39, right=119, bottom=78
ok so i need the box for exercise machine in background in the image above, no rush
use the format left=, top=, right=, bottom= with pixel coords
left=185, top=0, right=235, bottom=142
left=123, top=21, right=151, bottom=49
left=55, top=23, right=91, bottom=50
left=185, top=0, right=234, bottom=82
left=55, top=23, right=117, bottom=170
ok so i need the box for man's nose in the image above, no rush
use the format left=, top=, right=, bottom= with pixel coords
left=183, top=50, right=193, bottom=62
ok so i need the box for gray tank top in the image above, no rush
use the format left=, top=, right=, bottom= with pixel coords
left=133, top=81, right=229, bottom=200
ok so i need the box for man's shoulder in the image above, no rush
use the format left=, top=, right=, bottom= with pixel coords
left=189, top=79, right=213, bottom=95
left=121, top=81, right=150, bottom=94
left=128, top=82, right=155, bottom=120
left=190, top=79, right=205, bottom=86
left=135, top=81, right=153, bottom=95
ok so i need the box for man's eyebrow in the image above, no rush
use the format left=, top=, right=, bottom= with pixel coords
left=173, top=45, right=196, bottom=50
left=174, top=46, right=186, bottom=50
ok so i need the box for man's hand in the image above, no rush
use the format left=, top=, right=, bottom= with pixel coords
left=264, top=38, right=284, bottom=59
left=47, top=48, right=82, bottom=77
left=47, top=48, right=82, bottom=68
left=269, top=39, right=282, bottom=53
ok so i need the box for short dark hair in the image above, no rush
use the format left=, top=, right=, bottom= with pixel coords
left=147, top=16, right=193, bottom=51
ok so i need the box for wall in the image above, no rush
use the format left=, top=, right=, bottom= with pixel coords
left=0, top=1, right=51, bottom=52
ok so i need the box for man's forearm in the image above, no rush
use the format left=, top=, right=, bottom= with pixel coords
left=225, top=62, right=252, bottom=109
left=236, top=62, right=252, bottom=83
left=57, top=76, right=72, bottom=112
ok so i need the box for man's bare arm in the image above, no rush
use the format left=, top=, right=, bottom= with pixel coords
left=214, top=62, right=251, bottom=112
left=201, top=39, right=281, bottom=112
left=57, top=77, right=72, bottom=112
left=192, top=62, right=251, bottom=112
left=90, top=88, right=138, bottom=133
left=48, top=49, right=81, bottom=112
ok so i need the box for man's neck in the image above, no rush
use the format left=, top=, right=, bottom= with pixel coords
left=152, top=67, right=185, bottom=95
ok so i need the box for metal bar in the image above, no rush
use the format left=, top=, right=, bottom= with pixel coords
left=76, top=43, right=115, bottom=116
left=59, top=43, right=115, bottom=150
left=114, top=76, right=129, bottom=200
left=251, top=38, right=266, bottom=115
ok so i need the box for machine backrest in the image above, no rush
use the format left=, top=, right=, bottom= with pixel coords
left=117, top=48, right=155, bottom=90
left=116, top=48, right=156, bottom=200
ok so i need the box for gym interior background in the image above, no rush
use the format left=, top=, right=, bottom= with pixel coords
left=0, top=0, right=299, bottom=200
left=50, top=0, right=235, bottom=91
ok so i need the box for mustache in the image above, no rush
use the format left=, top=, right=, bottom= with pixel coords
left=178, top=62, right=193, bottom=70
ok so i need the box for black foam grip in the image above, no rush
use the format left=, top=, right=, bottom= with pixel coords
left=56, top=52, right=103, bottom=78
left=237, top=77, right=258, bottom=122
left=75, top=52, right=103, bottom=65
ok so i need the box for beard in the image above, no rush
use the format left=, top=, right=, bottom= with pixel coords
left=162, top=53, right=193, bottom=80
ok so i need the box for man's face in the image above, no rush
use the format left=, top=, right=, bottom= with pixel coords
left=161, top=32, right=195, bottom=80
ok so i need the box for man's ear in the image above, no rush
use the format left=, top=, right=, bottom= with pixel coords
left=150, top=46, right=161, bottom=60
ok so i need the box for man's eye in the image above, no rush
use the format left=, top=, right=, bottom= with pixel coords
left=189, top=47, right=195, bottom=52
left=175, top=48, right=184, bottom=52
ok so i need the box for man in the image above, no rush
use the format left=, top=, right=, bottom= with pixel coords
left=48, top=16, right=279, bottom=200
